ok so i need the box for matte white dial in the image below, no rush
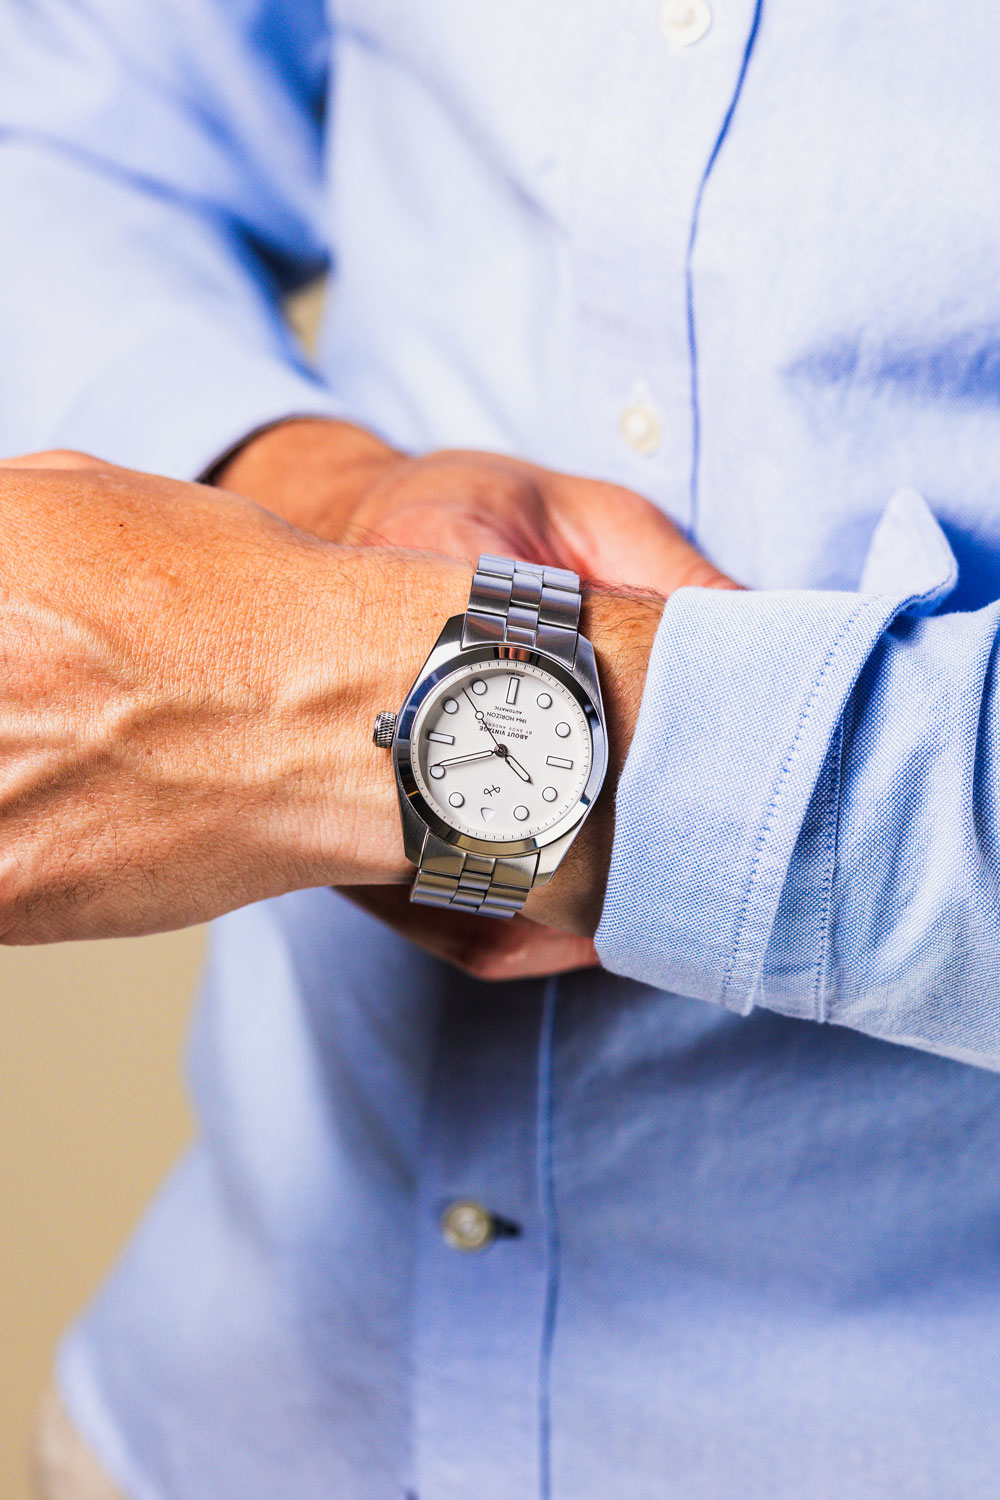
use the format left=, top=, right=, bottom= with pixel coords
left=410, top=662, right=592, bottom=841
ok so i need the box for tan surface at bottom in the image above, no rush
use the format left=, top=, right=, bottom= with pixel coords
left=1, top=929, right=201, bottom=1500
left=33, top=1389, right=127, bottom=1500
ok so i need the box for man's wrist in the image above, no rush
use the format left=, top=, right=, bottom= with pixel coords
left=212, top=417, right=403, bottom=537
left=287, top=553, right=660, bottom=933
left=279, top=543, right=470, bottom=888
left=522, top=586, right=664, bottom=937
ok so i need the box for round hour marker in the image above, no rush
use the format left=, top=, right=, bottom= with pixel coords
left=448, top=791, right=465, bottom=808
left=513, top=805, right=530, bottom=822
left=542, top=786, right=558, bottom=803
left=555, top=721, right=571, bottom=738
left=430, top=764, right=445, bottom=779
left=537, top=693, right=552, bottom=709
left=472, top=679, right=487, bottom=695
left=443, top=697, right=459, bottom=714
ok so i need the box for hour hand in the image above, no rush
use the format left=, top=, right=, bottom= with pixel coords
left=433, top=749, right=497, bottom=769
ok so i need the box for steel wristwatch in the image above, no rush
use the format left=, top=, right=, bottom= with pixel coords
left=372, top=554, right=607, bottom=918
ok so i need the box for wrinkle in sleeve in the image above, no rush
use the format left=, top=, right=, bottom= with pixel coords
left=0, top=0, right=342, bottom=475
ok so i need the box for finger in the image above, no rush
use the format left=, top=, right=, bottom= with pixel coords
left=548, top=475, right=742, bottom=595
left=591, top=491, right=739, bottom=593
left=0, top=449, right=116, bottom=472
left=339, top=884, right=599, bottom=981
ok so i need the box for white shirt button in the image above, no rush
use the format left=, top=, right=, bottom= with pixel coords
left=441, top=1199, right=497, bottom=1252
left=660, top=0, right=712, bottom=47
left=620, top=384, right=662, bottom=456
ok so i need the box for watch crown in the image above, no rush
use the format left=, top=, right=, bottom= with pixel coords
left=372, top=710, right=397, bottom=749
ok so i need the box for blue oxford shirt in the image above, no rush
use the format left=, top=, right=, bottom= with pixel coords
left=3, top=1, right=1000, bottom=1496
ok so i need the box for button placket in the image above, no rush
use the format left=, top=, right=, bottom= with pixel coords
left=411, top=984, right=553, bottom=1500
left=563, top=6, right=754, bottom=527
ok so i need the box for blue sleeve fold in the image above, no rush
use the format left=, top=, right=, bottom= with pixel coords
left=596, top=488, right=1000, bottom=1070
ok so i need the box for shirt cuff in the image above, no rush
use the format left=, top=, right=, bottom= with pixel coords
left=594, top=488, right=958, bottom=1011
left=49, top=313, right=344, bottom=481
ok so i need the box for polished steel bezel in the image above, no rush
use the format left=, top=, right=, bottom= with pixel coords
left=393, top=642, right=607, bottom=858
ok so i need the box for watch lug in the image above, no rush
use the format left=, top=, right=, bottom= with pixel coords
left=397, top=786, right=427, bottom=868
left=420, top=612, right=466, bottom=673
left=572, top=635, right=604, bottom=714
left=534, top=821, right=586, bottom=885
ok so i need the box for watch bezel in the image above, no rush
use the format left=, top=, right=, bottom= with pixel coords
left=394, top=643, right=607, bottom=857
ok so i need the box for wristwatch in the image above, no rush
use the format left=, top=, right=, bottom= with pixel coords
left=372, top=554, right=607, bottom=918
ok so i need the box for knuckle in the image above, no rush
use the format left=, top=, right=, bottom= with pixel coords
left=23, top=448, right=107, bottom=471
left=673, top=554, right=736, bottom=592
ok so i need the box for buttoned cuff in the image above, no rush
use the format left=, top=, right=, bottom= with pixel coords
left=594, top=488, right=958, bottom=1011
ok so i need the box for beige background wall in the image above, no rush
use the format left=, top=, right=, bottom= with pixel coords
left=1, top=931, right=204, bottom=1500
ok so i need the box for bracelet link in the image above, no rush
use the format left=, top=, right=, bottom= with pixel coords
left=461, top=554, right=581, bottom=667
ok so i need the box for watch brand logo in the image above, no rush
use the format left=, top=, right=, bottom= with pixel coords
left=487, top=704, right=528, bottom=725
left=482, top=705, right=530, bottom=741
left=483, top=784, right=500, bottom=796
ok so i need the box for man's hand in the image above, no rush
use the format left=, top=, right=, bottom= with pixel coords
left=336, top=884, right=602, bottom=982
left=215, top=419, right=739, bottom=979
left=0, top=450, right=664, bottom=954
left=215, top=417, right=735, bottom=594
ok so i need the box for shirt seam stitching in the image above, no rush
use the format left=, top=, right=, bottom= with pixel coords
left=811, top=716, right=846, bottom=1024
left=719, top=600, right=879, bottom=1009
left=685, top=0, right=765, bottom=538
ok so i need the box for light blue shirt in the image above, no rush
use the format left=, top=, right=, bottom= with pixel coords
left=3, top=3, right=1000, bottom=1496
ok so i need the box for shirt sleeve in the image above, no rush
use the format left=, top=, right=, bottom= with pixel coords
left=0, top=0, right=341, bottom=477
left=595, top=487, right=1000, bottom=1071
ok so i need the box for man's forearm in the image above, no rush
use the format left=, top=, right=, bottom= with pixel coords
left=0, top=455, right=465, bottom=939
left=0, top=453, right=656, bottom=943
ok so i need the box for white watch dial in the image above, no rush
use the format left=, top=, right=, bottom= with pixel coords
left=410, top=662, right=592, bottom=841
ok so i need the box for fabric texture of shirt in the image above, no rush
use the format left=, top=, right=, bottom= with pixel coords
left=3, top=2, right=1000, bottom=1496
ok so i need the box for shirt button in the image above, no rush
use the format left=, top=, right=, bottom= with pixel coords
left=660, top=0, right=712, bottom=46
left=441, top=1199, right=497, bottom=1252
left=620, top=388, right=662, bottom=456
